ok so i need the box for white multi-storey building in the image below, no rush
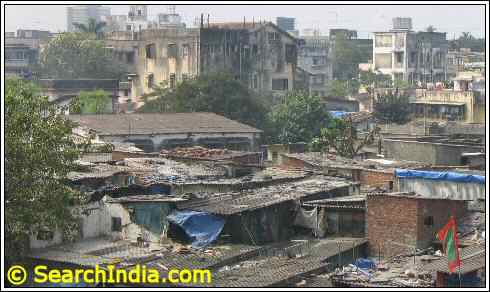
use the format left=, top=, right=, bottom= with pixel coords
left=373, top=17, right=448, bottom=84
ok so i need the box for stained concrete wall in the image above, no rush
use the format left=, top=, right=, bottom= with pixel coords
left=383, top=139, right=482, bottom=165
left=397, top=178, right=484, bottom=201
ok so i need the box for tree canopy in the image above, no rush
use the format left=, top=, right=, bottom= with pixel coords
left=5, top=78, right=85, bottom=260
left=268, top=92, right=331, bottom=144
left=332, top=35, right=364, bottom=80
left=373, top=89, right=411, bottom=124
left=39, top=32, right=126, bottom=79
left=70, top=90, right=113, bottom=114
left=310, top=118, right=379, bottom=158
left=72, top=18, right=107, bottom=39
left=137, top=73, right=269, bottom=129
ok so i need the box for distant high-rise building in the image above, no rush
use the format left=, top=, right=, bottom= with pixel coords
left=67, top=5, right=111, bottom=32
left=276, top=17, right=295, bottom=32
left=392, top=17, right=413, bottom=31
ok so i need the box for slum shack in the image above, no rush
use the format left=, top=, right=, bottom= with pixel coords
left=421, top=243, right=485, bottom=287
left=67, top=163, right=141, bottom=192
left=173, top=176, right=360, bottom=245
left=299, top=195, right=366, bottom=238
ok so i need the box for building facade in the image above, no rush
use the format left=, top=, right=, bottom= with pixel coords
left=373, top=18, right=448, bottom=84
left=67, top=5, right=111, bottom=32
left=5, top=30, right=53, bottom=77
left=296, top=35, right=333, bottom=96
left=104, top=22, right=298, bottom=103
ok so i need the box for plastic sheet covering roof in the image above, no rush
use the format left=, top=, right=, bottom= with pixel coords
left=329, top=111, right=353, bottom=118
left=167, top=210, right=226, bottom=249
left=395, top=169, right=485, bottom=185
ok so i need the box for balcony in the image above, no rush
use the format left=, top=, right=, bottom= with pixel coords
left=5, top=59, right=29, bottom=67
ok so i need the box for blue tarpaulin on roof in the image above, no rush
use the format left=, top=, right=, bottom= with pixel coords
left=395, top=169, right=485, bottom=185
left=167, top=210, right=226, bottom=249
left=329, top=111, right=353, bottom=119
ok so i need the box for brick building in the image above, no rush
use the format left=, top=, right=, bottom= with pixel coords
left=366, top=192, right=467, bottom=258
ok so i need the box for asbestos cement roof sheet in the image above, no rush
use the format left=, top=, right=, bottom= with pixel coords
left=67, top=113, right=262, bottom=136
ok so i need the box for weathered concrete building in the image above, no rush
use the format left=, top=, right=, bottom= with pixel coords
left=104, top=21, right=298, bottom=104
left=382, top=138, right=484, bottom=165
left=373, top=18, right=448, bottom=84
left=5, top=30, right=53, bottom=77
left=67, top=112, right=262, bottom=152
left=296, top=35, right=333, bottom=96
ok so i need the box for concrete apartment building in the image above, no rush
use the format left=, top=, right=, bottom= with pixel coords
left=5, top=29, right=53, bottom=77
left=67, top=5, right=111, bottom=32
left=296, top=34, right=333, bottom=97
left=373, top=17, right=448, bottom=84
left=105, top=21, right=298, bottom=104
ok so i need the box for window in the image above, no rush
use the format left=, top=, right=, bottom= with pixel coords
left=168, top=43, right=178, bottom=58
left=146, top=44, right=156, bottom=59
left=147, top=74, right=154, bottom=88
left=169, top=73, right=176, bottom=88
left=268, top=32, right=280, bottom=43
left=182, top=44, right=189, bottom=57
left=112, top=217, right=122, bottom=232
left=272, top=78, right=288, bottom=90
left=424, top=216, right=434, bottom=226
left=313, top=74, right=325, bottom=85
left=285, top=44, right=296, bottom=63
left=126, top=52, right=135, bottom=64
left=250, top=74, right=258, bottom=89
left=126, top=25, right=132, bottom=31
left=375, top=53, right=392, bottom=69
left=375, top=34, right=392, bottom=47
left=37, top=230, right=54, bottom=241
left=395, top=52, right=403, bottom=63
left=410, top=52, right=417, bottom=64
left=252, top=44, right=258, bottom=55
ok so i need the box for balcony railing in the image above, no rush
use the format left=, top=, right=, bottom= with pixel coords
left=5, top=59, right=29, bottom=67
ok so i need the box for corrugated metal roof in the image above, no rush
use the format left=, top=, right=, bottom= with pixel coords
left=421, top=244, right=485, bottom=274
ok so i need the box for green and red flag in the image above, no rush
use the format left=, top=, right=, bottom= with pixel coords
left=437, top=216, right=462, bottom=273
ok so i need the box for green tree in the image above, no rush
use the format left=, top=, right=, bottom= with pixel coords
left=138, top=73, right=269, bottom=129
left=426, top=25, right=437, bottom=33
left=39, top=32, right=126, bottom=79
left=359, top=70, right=392, bottom=93
left=310, top=117, right=379, bottom=158
left=5, top=78, right=85, bottom=260
left=373, top=89, right=411, bottom=124
left=72, top=18, right=107, bottom=39
left=73, top=90, right=113, bottom=114
left=268, top=92, right=331, bottom=143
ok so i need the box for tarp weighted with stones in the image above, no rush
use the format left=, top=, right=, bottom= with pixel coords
left=167, top=210, right=226, bottom=249
left=395, top=169, right=485, bottom=185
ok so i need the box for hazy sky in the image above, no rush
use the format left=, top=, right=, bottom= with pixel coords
left=4, top=4, right=486, bottom=38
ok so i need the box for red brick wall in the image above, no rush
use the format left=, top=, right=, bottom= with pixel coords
left=112, top=151, right=158, bottom=161
left=360, top=169, right=394, bottom=188
left=367, top=195, right=467, bottom=259
left=367, top=195, right=419, bottom=258
left=280, top=156, right=310, bottom=169
left=416, top=199, right=467, bottom=249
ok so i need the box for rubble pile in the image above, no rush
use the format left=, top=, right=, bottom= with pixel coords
left=160, top=146, right=232, bottom=159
